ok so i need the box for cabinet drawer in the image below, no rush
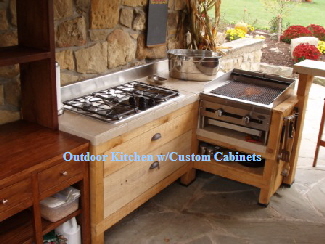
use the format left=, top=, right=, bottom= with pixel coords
left=104, top=131, right=191, bottom=218
left=0, top=178, right=33, bottom=221
left=38, top=160, right=83, bottom=194
left=104, top=109, right=195, bottom=176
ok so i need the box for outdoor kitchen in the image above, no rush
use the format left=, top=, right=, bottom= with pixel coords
left=1, top=0, right=325, bottom=244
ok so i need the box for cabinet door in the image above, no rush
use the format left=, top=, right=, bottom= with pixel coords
left=104, top=131, right=191, bottom=218
left=38, top=160, right=84, bottom=198
left=0, top=178, right=33, bottom=221
left=103, top=109, right=195, bottom=176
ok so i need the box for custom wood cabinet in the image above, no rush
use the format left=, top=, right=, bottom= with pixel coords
left=0, top=1, right=90, bottom=241
left=90, top=102, right=199, bottom=244
left=195, top=96, right=299, bottom=205
left=0, top=122, right=90, bottom=244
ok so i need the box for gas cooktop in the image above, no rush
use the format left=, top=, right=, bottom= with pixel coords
left=63, top=81, right=179, bottom=123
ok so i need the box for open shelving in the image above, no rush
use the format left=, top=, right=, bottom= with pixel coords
left=0, top=0, right=58, bottom=129
left=0, top=210, right=33, bottom=244
left=0, top=46, right=51, bottom=66
left=0, top=207, right=83, bottom=243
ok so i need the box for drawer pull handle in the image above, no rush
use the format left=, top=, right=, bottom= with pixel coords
left=1, top=199, right=8, bottom=205
left=61, top=171, right=68, bottom=176
left=149, top=161, right=160, bottom=169
left=151, top=133, right=162, bottom=141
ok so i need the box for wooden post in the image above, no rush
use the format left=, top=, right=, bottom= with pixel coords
left=180, top=101, right=199, bottom=185
left=283, top=60, right=325, bottom=185
left=283, top=74, right=313, bottom=185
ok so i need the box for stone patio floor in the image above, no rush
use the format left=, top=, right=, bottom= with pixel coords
left=104, top=83, right=325, bottom=244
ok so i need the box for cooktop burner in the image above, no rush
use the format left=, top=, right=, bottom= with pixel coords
left=63, top=81, right=179, bottom=122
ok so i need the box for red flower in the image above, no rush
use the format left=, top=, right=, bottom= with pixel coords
left=307, top=24, right=325, bottom=41
left=280, top=26, right=312, bottom=43
left=292, top=43, right=321, bottom=63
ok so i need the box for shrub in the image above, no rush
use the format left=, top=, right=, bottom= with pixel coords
left=225, top=28, right=246, bottom=41
left=293, top=43, right=321, bottom=63
left=307, top=24, right=325, bottom=41
left=280, top=25, right=312, bottom=43
left=318, top=41, right=325, bottom=54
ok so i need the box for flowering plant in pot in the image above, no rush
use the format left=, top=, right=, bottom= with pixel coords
left=292, top=43, right=321, bottom=63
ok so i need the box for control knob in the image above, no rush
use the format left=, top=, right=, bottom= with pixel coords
left=216, top=109, right=223, bottom=117
left=243, top=115, right=251, bottom=124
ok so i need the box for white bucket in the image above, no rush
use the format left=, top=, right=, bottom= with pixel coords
left=55, top=217, right=81, bottom=244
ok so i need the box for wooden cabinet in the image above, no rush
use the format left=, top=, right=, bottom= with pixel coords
left=90, top=102, right=199, bottom=244
left=0, top=122, right=90, bottom=244
left=104, top=131, right=191, bottom=218
left=195, top=96, right=299, bottom=205
left=38, top=160, right=84, bottom=197
left=0, top=0, right=87, bottom=240
left=0, top=178, right=33, bottom=221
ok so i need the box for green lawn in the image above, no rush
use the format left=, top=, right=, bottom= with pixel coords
left=213, top=0, right=325, bottom=30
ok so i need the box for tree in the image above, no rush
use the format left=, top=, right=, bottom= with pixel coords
left=260, top=0, right=300, bottom=41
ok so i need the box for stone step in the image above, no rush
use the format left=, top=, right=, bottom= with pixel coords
left=258, top=62, right=293, bottom=78
left=259, top=63, right=325, bottom=87
left=314, top=76, right=325, bottom=86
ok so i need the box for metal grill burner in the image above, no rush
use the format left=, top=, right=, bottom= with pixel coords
left=210, top=81, right=284, bottom=105
left=63, top=81, right=179, bottom=123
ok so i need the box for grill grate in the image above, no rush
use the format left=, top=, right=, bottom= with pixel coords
left=210, top=81, right=284, bottom=105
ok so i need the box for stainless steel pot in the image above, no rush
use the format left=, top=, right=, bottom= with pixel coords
left=167, top=49, right=221, bottom=82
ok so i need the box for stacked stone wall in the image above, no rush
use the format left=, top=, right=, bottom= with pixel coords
left=220, top=38, right=264, bottom=73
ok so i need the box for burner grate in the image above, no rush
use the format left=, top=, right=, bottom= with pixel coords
left=210, top=81, right=284, bottom=105
left=63, top=81, right=179, bottom=123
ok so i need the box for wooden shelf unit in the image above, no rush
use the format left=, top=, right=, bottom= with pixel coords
left=1, top=0, right=57, bottom=129
left=0, top=210, right=34, bottom=244
left=0, top=0, right=68, bottom=240
left=41, top=209, right=82, bottom=235
left=0, top=208, right=82, bottom=244
left=0, top=46, right=52, bottom=66
left=0, top=121, right=90, bottom=244
left=194, top=159, right=264, bottom=187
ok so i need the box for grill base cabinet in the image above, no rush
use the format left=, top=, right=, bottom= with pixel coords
left=90, top=103, right=198, bottom=244
left=196, top=96, right=299, bottom=205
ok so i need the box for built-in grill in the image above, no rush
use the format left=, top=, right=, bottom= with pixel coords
left=199, top=69, right=296, bottom=144
left=210, top=81, right=285, bottom=105
left=63, top=81, right=179, bottom=123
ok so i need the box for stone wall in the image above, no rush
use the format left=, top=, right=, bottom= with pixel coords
left=0, top=0, right=185, bottom=124
left=220, top=38, right=264, bottom=73
left=0, top=0, right=20, bottom=124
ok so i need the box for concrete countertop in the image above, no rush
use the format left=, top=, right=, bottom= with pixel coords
left=59, top=61, right=220, bottom=146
